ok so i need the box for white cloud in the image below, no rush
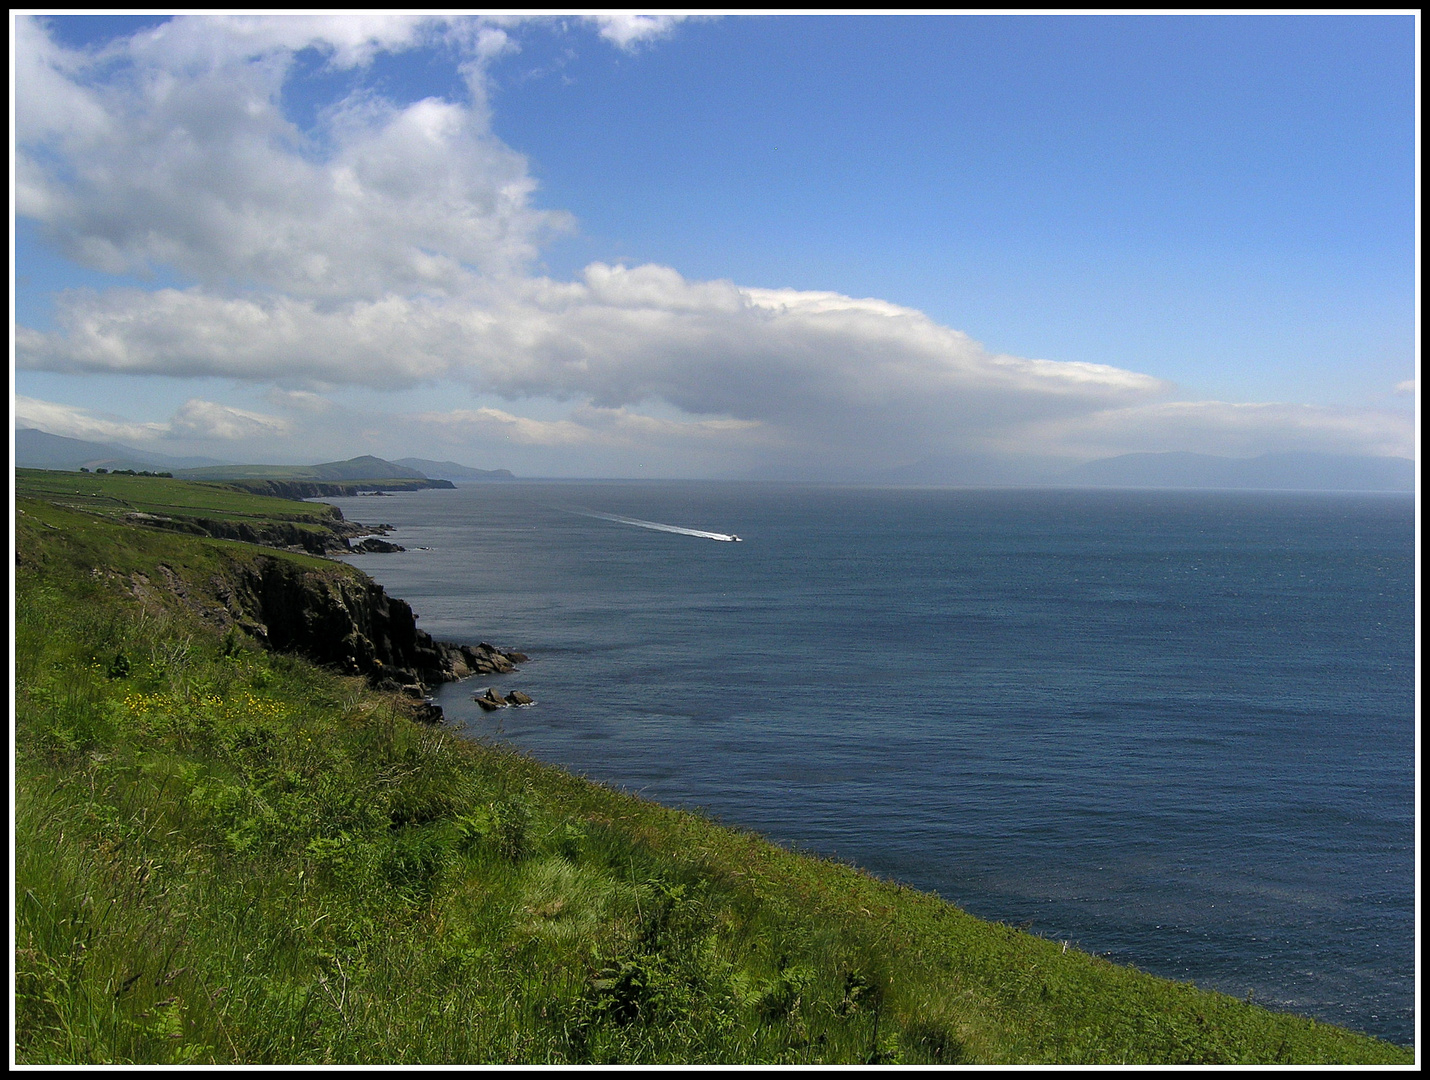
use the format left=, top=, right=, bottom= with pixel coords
left=16, top=13, right=567, bottom=299
left=13, top=394, right=290, bottom=444
left=14, top=395, right=169, bottom=444
left=574, top=13, right=704, bottom=50
left=1394, top=379, right=1415, bottom=395
left=23, top=260, right=1408, bottom=466
left=16, top=268, right=1173, bottom=468
left=14, top=12, right=708, bottom=304
left=167, top=399, right=294, bottom=440
left=469, top=12, right=702, bottom=51
left=123, top=12, right=438, bottom=70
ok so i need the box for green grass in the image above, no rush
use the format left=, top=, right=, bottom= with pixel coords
left=12, top=480, right=1416, bottom=1065
left=16, top=494, right=340, bottom=583
left=16, top=468, right=362, bottom=552
left=16, top=468, right=346, bottom=524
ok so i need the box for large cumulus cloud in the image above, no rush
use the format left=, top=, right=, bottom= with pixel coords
left=16, top=264, right=1176, bottom=465
left=14, top=13, right=1414, bottom=473
left=15, top=13, right=564, bottom=299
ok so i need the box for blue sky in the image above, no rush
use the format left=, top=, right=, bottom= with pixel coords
left=12, top=13, right=1417, bottom=477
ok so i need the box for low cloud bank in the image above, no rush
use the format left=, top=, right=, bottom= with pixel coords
left=17, top=270, right=1410, bottom=471
left=14, top=395, right=291, bottom=445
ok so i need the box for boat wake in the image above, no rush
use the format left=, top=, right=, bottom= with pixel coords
left=566, top=507, right=742, bottom=542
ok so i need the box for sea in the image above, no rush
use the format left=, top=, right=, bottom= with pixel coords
left=321, top=481, right=1416, bottom=1045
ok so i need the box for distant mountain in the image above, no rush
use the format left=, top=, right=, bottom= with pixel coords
left=393, top=457, right=515, bottom=481
left=174, top=455, right=431, bottom=482
left=1056, top=451, right=1414, bottom=492
left=14, top=427, right=233, bottom=472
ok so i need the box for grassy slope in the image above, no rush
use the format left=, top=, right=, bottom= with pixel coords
left=16, top=467, right=349, bottom=525
left=15, top=468, right=359, bottom=551
left=12, top=486, right=1414, bottom=1065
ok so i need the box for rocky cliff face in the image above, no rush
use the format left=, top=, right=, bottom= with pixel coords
left=221, top=478, right=454, bottom=500
left=206, top=556, right=526, bottom=699
left=23, top=483, right=518, bottom=721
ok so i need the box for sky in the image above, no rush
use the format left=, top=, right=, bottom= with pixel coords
left=10, top=12, right=1418, bottom=479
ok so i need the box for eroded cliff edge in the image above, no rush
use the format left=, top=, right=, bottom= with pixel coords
left=17, top=472, right=522, bottom=725
left=209, top=556, right=526, bottom=694
left=117, top=550, right=525, bottom=723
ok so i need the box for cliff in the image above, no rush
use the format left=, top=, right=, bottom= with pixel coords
left=15, top=471, right=523, bottom=724
left=220, top=477, right=455, bottom=500
left=210, top=555, right=527, bottom=701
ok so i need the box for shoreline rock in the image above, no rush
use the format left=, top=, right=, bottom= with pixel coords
left=205, top=555, right=528, bottom=703
left=166, top=499, right=533, bottom=721
left=349, top=537, right=406, bottom=553
left=474, top=687, right=507, bottom=711
left=448, top=642, right=528, bottom=677
left=474, top=687, right=536, bottom=710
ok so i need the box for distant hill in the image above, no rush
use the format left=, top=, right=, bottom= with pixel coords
left=393, top=457, right=516, bottom=481
left=173, top=455, right=431, bottom=482
left=170, top=456, right=454, bottom=498
left=12, top=432, right=465, bottom=494
left=1056, top=451, right=1414, bottom=492
left=14, top=427, right=234, bottom=472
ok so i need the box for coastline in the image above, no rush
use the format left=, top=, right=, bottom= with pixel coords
left=12, top=472, right=1415, bottom=1063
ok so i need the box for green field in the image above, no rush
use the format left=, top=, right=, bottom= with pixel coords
left=12, top=477, right=1415, bottom=1065
left=15, top=468, right=364, bottom=552
left=16, top=467, right=347, bottom=525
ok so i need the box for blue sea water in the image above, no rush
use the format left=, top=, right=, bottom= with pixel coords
left=323, top=482, right=1416, bottom=1045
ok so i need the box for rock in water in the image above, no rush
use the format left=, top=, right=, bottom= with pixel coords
left=474, top=687, right=508, bottom=710
left=505, top=690, right=534, bottom=706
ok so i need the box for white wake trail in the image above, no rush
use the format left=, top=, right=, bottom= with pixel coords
left=570, top=508, right=741, bottom=542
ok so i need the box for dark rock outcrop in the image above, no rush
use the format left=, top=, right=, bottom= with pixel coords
left=212, top=556, right=523, bottom=695
left=350, top=537, right=406, bottom=553
left=474, top=687, right=508, bottom=711
left=473, top=687, right=534, bottom=710
left=449, top=643, right=527, bottom=676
